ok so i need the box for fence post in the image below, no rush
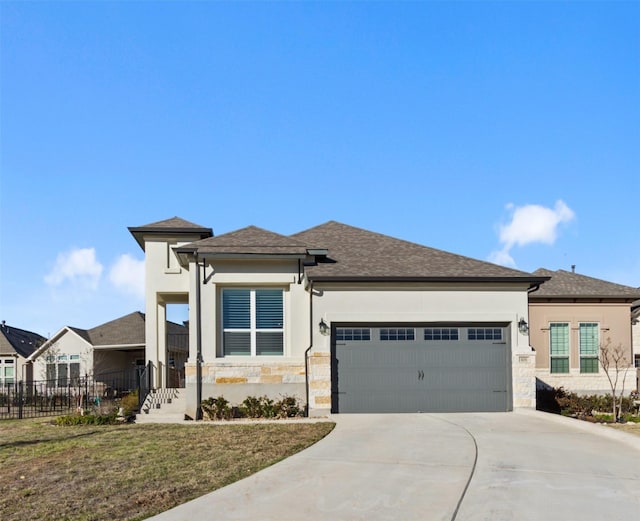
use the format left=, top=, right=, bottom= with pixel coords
left=18, top=381, right=24, bottom=419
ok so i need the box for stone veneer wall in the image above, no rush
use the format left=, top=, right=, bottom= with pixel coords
left=184, top=361, right=307, bottom=406
left=512, top=353, right=536, bottom=408
left=182, top=355, right=332, bottom=415
left=307, top=352, right=331, bottom=415
left=535, top=370, right=633, bottom=395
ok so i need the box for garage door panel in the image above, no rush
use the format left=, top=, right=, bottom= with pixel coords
left=334, top=325, right=511, bottom=413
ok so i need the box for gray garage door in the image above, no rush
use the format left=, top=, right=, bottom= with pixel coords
left=332, top=325, right=511, bottom=413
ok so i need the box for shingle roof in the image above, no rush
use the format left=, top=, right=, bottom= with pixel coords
left=0, top=323, right=46, bottom=358
left=135, top=216, right=211, bottom=230
left=86, top=311, right=147, bottom=346
left=129, top=216, right=213, bottom=250
left=181, top=226, right=311, bottom=257
left=83, top=311, right=188, bottom=346
left=68, top=327, right=91, bottom=344
left=531, top=269, right=640, bottom=299
left=28, top=312, right=188, bottom=361
left=292, top=221, right=544, bottom=282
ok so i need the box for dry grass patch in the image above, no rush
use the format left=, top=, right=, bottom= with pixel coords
left=0, top=418, right=334, bottom=521
left=606, top=422, right=640, bottom=437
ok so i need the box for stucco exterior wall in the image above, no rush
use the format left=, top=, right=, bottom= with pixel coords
left=143, top=236, right=197, bottom=387
left=529, top=301, right=634, bottom=394
left=182, top=258, right=311, bottom=418
left=633, top=317, right=640, bottom=391
left=32, top=332, right=93, bottom=382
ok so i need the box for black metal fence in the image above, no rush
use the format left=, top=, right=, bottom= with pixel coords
left=0, top=363, right=153, bottom=420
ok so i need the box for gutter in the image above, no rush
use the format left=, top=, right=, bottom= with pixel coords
left=307, top=275, right=551, bottom=284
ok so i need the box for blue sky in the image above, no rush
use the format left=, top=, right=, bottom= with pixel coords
left=1, top=1, right=638, bottom=337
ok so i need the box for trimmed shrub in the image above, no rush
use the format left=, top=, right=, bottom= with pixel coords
left=240, top=395, right=276, bottom=418
left=201, top=394, right=304, bottom=420
left=537, top=386, right=637, bottom=422
left=274, top=396, right=302, bottom=418
left=201, top=396, right=233, bottom=420
left=55, top=413, right=120, bottom=426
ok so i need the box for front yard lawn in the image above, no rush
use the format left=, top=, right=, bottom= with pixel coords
left=0, top=418, right=334, bottom=521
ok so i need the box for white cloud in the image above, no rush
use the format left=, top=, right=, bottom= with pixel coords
left=487, top=249, right=516, bottom=268
left=44, top=248, right=103, bottom=290
left=489, top=200, right=575, bottom=267
left=109, top=254, right=145, bottom=299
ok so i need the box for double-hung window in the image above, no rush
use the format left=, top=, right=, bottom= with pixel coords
left=550, top=323, right=570, bottom=373
left=223, top=289, right=284, bottom=356
left=579, top=323, right=599, bottom=373
left=45, top=354, right=82, bottom=387
left=0, top=358, right=15, bottom=386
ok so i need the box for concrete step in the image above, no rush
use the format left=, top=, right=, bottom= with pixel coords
left=137, top=388, right=187, bottom=423
left=135, top=411, right=188, bottom=424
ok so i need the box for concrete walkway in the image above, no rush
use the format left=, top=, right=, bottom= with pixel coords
left=146, top=411, right=640, bottom=521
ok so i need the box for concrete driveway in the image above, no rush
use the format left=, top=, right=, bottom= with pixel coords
left=147, top=411, right=640, bottom=521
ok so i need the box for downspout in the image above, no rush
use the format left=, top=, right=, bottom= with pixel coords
left=527, top=283, right=542, bottom=294
left=304, top=280, right=314, bottom=417
left=195, top=255, right=203, bottom=420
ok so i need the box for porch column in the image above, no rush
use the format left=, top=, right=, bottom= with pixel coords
left=157, top=302, right=168, bottom=388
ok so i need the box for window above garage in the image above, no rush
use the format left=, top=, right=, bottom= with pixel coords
left=467, top=328, right=503, bottom=341
left=424, top=328, right=459, bottom=341
left=334, top=325, right=506, bottom=343
left=380, top=328, right=415, bottom=341
left=336, top=328, right=371, bottom=341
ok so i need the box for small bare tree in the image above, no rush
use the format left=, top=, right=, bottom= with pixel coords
left=599, top=338, right=631, bottom=421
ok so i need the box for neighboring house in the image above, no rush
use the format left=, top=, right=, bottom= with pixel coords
left=529, top=269, right=640, bottom=395
left=0, top=321, right=45, bottom=387
left=130, top=217, right=548, bottom=418
left=28, top=312, right=188, bottom=393
left=632, top=299, right=640, bottom=390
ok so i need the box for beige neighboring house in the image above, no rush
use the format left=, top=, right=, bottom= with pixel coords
left=0, top=321, right=45, bottom=387
left=632, top=299, right=640, bottom=389
left=529, top=269, right=640, bottom=395
left=28, top=312, right=188, bottom=393
left=130, top=217, right=549, bottom=418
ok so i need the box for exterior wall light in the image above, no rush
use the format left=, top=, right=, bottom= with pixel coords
left=518, top=318, right=529, bottom=335
left=319, top=318, right=330, bottom=336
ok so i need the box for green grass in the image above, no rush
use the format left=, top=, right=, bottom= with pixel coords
left=0, top=418, right=335, bottom=521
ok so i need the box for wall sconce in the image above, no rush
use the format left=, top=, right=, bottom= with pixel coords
left=518, top=318, right=529, bottom=335
left=319, top=318, right=330, bottom=336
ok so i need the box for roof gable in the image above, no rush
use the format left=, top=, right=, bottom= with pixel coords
left=181, top=226, right=311, bottom=257
left=531, top=269, right=640, bottom=299
left=292, top=221, right=542, bottom=282
left=134, top=216, right=210, bottom=230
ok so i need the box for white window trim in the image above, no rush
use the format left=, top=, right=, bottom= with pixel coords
left=549, top=322, right=570, bottom=373
left=578, top=322, right=600, bottom=374
left=222, top=288, right=285, bottom=357
left=0, top=357, right=16, bottom=386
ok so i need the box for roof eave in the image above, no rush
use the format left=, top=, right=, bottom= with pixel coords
left=174, top=247, right=310, bottom=267
left=128, top=226, right=213, bottom=251
left=529, top=294, right=640, bottom=301
left=308, top=276, right=550, bottom=286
